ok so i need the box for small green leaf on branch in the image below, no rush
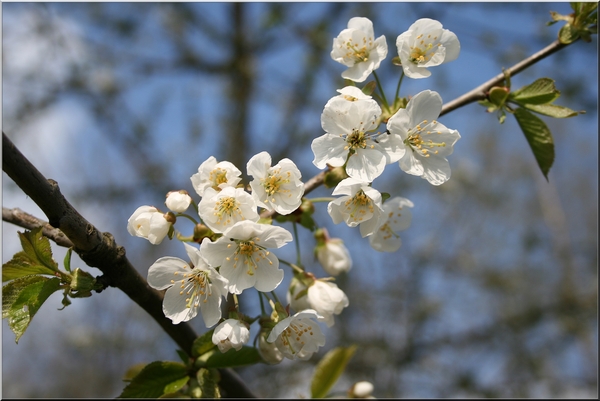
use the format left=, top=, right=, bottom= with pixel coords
left=513, top=107, right=555, bottom=180
left=118, top=361, right=190, bottom=398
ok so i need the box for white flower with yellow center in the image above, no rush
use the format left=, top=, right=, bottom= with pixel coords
left=327, top=177, right=383, bottom=237
left=396, top=18, right=460, bottom=79
left=312, top=96, right=403, bottom=183
left=191, top=156, right=242, bottom=197
left=200, top=221, right=293, bottom=294
left=147, top=242, right=228, bottom=327
left=267, top=309, right=326, bottom=361
left=246, top=151, right=304, bottom=215
left=198, top=186, right=259, bottom=233
left=387, top=90, right=461, bottom=185
left=331, top=17, right=388, bottom=83
left=369, top=197, right=413, bottom=252
left=335, top=86, right=372, bottom=102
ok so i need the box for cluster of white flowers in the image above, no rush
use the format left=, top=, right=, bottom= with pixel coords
left=126, top=16, right=462, bottom=365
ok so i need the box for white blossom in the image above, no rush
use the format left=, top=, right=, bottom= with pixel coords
left=267, top=309, right=326, bottom=361
left=327, top=177, right=383, bottom=237
left=257, top=331, right=284, bottom=365
left=288, top=278, right=349, bottom=327
left=396, top=18, right=460, bottom=79
left=147, top=242, right=228, bottom=326
left=127, top=205, right=171, bottom=245
left=312, top=96, right=403, bottom=182
left=335, top=86, right=372, bottom=102
left=190, top=156, right=242, bottom=197
left=165, top=190, right=192, bottom=213
left=200, top=221, right=293, bottom=294
left=331, top=17, right=388, bottom=82
left=386, top=90, right=461, bottom=185
left=198, top=186, right=259, bottom=234
left=212, top=319, right=250, bottom=353
left=316, top=238, right=353, bottom=276
left=369, top=197, right=414, bottom=252
left=246, top=151, right=304, bottom=215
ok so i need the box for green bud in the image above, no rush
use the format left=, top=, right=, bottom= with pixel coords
left=69, top=268, right=96, bottom=298
left=324, top=166, right=348, bottom=188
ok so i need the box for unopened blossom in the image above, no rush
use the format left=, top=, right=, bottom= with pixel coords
left=369, top=197, right=413, bottom=252
left=386, top=90, right=461, bottom=185
left=147, top=242, right=228, bottom=326
left=127, top=205, right=172, bottom=245
left=190, top=156, right=242, bottom=197
left=312, top=96, right=403, bottom=182
left=257, top=331, right=284, bottom=365
left=247, top=151, right=304, bottom=215
left=327, top=177, right=383, bottom=237
left=198, top=186, right=259, bottom=233
left=165, top=190, right=192, bottom=213
left=350, top=381, right=375, bottom=398
left=396, top=18, right=460, bottom=79
left=212, top=319, right=250, bottom=353
left=331, top=17, right=388, bottom=82
left=267, top=309, right=326, bottom=361
left=200, top=221, right=293, bottom=294
left=288, top=278, right=349, bottom=327
left=314, top=228, right=352, bottom=276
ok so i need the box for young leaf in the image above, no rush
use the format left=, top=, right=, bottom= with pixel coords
left=513, top=107, right=555, bottom=179
left=203, top=346, right=262, bottom=369
left=3, top=275, right=62, bottom=343
left=510, top=78, right=560, bottom=105
left=118, top=361, right=190, bottom=398
left=191, top=329, right=216, bottom=358
left=196, top=368, right=221, bottom=399
left=310, top=345, right=357, bottom=399
left=18, top=227, right=59, bottom=272
left=2, top=251, right=58, bottom=282
left=519, top=103, right=578, bottom=118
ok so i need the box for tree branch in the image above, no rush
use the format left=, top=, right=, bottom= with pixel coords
left=440, top=39, right=571, bottom=117
left=2, top=132, right=256, bottom=398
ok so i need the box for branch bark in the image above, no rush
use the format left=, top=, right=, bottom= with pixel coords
left=2, top=132, right=256, bottom=398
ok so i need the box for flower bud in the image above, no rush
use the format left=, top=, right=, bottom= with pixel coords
left=257, top=331, right=284, bottom=365
left=127, top=205, right=172, bottom=245
left=316, top=236, right=352, bottom=276
left=212, top=319, right=250, bottom=353
left=349, top=381, right=374, bottom=398
left=165, top=190, right=193, bottom=213
left=323, top=166, right=348, bottom=188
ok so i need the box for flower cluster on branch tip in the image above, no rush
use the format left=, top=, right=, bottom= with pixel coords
left=127, top=15, right=461, bottom=364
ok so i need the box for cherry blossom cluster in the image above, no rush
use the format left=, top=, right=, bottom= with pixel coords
left=126, top=16, right=462, bottom=364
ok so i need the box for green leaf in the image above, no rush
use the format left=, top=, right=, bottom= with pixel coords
left=2, top=252, right=58, bottom=282
left=559, top=23, right=580, bottom=44
left=19, top=227, right=59, bottom=272
left=511, top=78, right=560, bottom=105
left=310, top=345, right=357, bottom=399
left=520, top=103, right=578, bottom=118
left=488, top=86, right=510, bottom=107
left=191, top=329, right=216, bottom=358
left=118, top=361, right=190, bottom=398
left=64, top=247, right=73, bottom=273
left=203, top=346, right=262, bottom=369
left=513, top=107, right=555, bottom=179
left=3, top=275, right=61, bottom=343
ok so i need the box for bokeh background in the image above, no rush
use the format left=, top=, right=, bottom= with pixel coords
left=2, top=2, right=597, bottom=398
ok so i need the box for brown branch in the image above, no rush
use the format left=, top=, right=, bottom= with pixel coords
left=2, top=132, right=255, bottom=398
left=3, top=206, right=74, bottom=248
left=440, top=39, right=571, bottom=117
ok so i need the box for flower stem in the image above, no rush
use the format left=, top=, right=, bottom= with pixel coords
left=394, top=71, right=405, bottom=105
left=175, top=213, right=199, bottom=225
left=306, top=197, right=336, bottom=203
left=373, top=71, right=390, bottom=112
left=279, top=258, right=305, bottom=274
left=293, top=222, right=302, bottom=267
